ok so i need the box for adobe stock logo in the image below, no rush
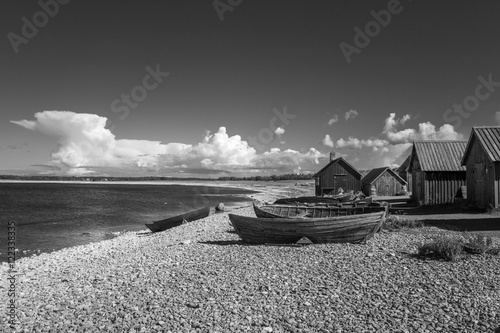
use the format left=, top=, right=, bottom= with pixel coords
left=109, top=64, right=169, bottom=128
left=7, top=0, right=71, bottom=54
left=339, top=0, right=406, bottom=64
left=443, top=74, right=500, bottom=129
left=213, top=0, right=243, bottom=22
left=247, top=106, right=296, bottom=150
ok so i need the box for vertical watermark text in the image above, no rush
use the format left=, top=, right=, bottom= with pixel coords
left=6, top=221, right=17, bottom=329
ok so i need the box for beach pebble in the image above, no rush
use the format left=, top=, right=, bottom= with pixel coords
left=3, top=185, right=500, bottom=333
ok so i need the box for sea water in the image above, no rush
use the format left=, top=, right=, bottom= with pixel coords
left=0, top=182, right=256, bottom=262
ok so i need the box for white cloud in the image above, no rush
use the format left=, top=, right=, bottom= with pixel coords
left=331, top=113, right=463, bottom=168
left=495, top=111, right=500, bottom=124
left=322, top=134, right=334, bottom=147
left=345, top=109, right=358, bottom=120
left=328, top=115, right=339, bottom=125
left=11, top=111, right=325, bottom=175
left=383, top=113, right=463, bottom=144
left=400, top=114, right=411, bottom=125
left=336, top=137, right=388, bottom=149
left=274, top=127, right=285, bottom=136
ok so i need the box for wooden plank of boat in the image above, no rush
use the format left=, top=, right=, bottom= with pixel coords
left=253, top=203, right=386, bottom=219
left=273, top=196, right=340, bottom=205
left=145, top=223, right=160, bottom=232
left=229, top=208, right=386, bottom=244
left=146, top=206, right=210, bottom=232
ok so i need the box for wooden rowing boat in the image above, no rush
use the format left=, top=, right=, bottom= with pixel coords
left=272, top=194, right=374, bottom=207
left=145, top=206, right=210, bottom=232
left=145, top=223, right=161, bottom=232
left=228, top=208, right=387, bottom=244
left=253, top=203, right=386, bottom=219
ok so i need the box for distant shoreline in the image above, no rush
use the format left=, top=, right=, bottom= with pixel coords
left=0, top=179, right=240, bottom=187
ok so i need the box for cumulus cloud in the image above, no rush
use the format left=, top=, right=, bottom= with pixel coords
left=345, top=109, right=358, bottom=120
left=336, top=137, right=388, bottom=149
left=255, top=147, right=324, bottom=170
left=332, top=113, right=464, bottom=168
left=274, top=127, right=285, bottom=136
left=495, top=111, right=500, bottom=124
left=11, top=111, right=325, bottom=175
left=322, top=134, right=334, bottom=147
left=383, top=113, right=463, bottom=144
left=328, top=115, right=339, bottom=125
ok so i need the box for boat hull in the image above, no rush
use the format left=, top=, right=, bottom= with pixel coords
left=147, top=206, right=210, bottom=232
left=145, top=223, right=161, bottom=232
left=229, top=209, right=386, bottom=244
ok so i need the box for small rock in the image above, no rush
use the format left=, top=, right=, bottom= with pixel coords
left=215, top=203, right=225, bottom=212
left=262, top=327, right=273, bottom=333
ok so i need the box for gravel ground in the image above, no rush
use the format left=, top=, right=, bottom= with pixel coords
left=1, top=185, right=500, bottom=332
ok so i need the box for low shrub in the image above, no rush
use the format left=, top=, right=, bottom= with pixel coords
left=462, top=233, right=493, bottom=254
left=418, top=237, right=464, bottom=261
left=418, top=233, right=500, bottom=261
left=382, top=214, right=424, bottom=231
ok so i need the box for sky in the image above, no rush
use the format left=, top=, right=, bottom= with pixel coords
left=1, top=0, right=500, bottom=177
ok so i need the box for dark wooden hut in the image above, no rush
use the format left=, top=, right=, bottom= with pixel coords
left=396, top=155, right=412, bottom=191
left=361, top=167, right=407, bottom=196
left=408, top=140, right=467, bottom=205
left=461, top=126, right=500, bottom=208
left=313, top=154, right=362, bottom=196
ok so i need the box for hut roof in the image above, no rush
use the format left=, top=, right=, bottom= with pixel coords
left=409, top=141, right=467, bottom=172
left=396, top=155, right=411, bottom=173
left=461, top=126, right=500, bottom=165
left=313, top=157, right=362, bottom=179
left=361, top=167, right=406, bottom=185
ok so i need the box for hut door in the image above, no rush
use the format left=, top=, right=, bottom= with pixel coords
left=474, top=163, right=484, bottom=207
left=334, top=175, right=347, bottom=193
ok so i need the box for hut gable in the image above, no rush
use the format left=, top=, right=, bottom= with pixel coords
left=396, top=155, right=412, bottom=190
left=362, top=167, right=406, bottom=185
left=313, top=157, right=362, bottom=179
left=361, top=167, right=407, bottom=196
left=461, top=126, right=500, bottom=208
left=397, top=155, right=411, bottom=174
left=408, top=140, right=467, bottom=205
left=461, top=126, right=500, bottom=165
left=313, top=157, right=362, bottom=196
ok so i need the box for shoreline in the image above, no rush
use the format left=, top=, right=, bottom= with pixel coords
left=0, top=181, right=313, bottom=263
left=2, top=184, right=499, bottom=332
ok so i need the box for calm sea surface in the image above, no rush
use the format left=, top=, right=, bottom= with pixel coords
left=0, top=182, right=256, bottom=262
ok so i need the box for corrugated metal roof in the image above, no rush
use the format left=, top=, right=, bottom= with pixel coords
left=464, top=126, right=500, bottom=163
left=361, top=166, right=406, bottom=185
left=412, top=141, right=467, bottom=171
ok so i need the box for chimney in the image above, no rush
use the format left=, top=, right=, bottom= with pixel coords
left=330, top=151, right=336, bottom=161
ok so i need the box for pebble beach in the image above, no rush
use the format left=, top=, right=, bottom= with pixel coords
left=2, top=183, right=500, bottom=333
